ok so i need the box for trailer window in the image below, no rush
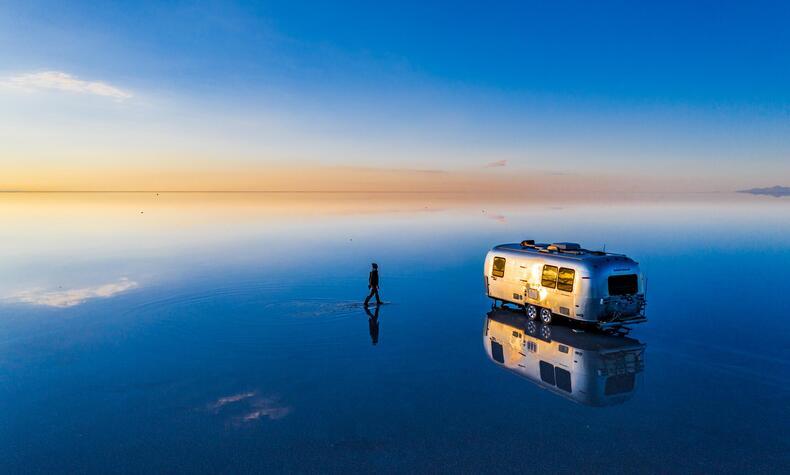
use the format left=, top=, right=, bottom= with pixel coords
left=539, top=361, right=555, bottom=385
left=541, top=265, right=558, bottom=288
left=491, top=341, right=504, bottom=364
left=492, top=257, right=506, bottom=278
left=557, top=267, right=575, bottom=292
left=526, top=341, right=537, bottom=353
left=555, top=368, right=572, bottom=393
left=604, top=374, right=635, bottom=395
left=608, top=274, right=638, bottom=295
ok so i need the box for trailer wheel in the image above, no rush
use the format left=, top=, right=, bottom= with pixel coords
left=525, top=305, right=538, bottom=321
left=540, top=308, right=553, bottom=324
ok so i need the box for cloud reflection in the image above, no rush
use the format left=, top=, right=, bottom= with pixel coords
left=240, top=398, right=292, bottom=422
left=208, top=391, right=292, bottom=426
left=208, top=391, right=256, bottom=411
left=6, top=278, right=138, bottom=308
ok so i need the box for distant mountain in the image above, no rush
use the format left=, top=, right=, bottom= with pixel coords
left=739, top=186, right=790, bottom=197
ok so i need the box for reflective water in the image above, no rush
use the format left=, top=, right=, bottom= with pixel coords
left=1, top=192, right=788, bottom=473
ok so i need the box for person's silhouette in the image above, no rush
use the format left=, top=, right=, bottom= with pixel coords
left=364, top=262, right=382, bottom=306
left=365, top=305, right=380, bottom=345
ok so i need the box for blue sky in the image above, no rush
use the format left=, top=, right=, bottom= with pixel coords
left=1, top=0, right=788, bottom=190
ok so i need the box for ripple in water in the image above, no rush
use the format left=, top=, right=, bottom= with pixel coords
left=122, top=281, right=379, bottom=356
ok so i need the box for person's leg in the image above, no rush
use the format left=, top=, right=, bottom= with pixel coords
left=364, top=288, right=374, bottom=306
left=375, top=288, right=382, bottom=305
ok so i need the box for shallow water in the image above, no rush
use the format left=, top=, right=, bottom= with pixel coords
left=1, top=192, right=788, bottom=473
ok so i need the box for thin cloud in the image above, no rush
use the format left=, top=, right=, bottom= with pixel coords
left=329, top=165, right=448, bottom=175
left=546, top=171, right=574, bottom=176
left=484, top=160, right=507, bottom=168
left=5, top=278, right=138, bottom=308
left=1, top=71, right=133, bottom=101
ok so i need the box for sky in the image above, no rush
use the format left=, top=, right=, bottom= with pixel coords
left=0, top=0, right=788, bottom=192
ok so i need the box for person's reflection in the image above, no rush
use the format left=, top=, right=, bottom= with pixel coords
left=365, top=305, right=380, bottom=345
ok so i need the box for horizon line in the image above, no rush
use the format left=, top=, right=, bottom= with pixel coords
left=0, top=189, right=737, bottom=194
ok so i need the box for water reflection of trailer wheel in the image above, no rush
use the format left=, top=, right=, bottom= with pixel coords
left=526, top=320, right=537, bottom=336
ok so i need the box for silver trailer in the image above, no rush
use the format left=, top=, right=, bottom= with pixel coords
left=484, top=240, right=646, bottom=328
left=484, top=308, right=646, bottom=406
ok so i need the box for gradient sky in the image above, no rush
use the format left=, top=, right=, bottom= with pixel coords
left=1, top=0, right=788, bottom=191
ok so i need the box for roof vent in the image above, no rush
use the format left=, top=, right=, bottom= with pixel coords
left=520, top=239, right=535, bottom=247
left=551, top=242, right=581, bottom=251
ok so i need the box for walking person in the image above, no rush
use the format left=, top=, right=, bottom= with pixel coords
left=364, top=262, right=382, bottom=307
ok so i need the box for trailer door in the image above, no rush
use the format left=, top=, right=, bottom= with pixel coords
left=556, top=267, right=576, bottom=318
left=488, top=256, right=508, bottom=301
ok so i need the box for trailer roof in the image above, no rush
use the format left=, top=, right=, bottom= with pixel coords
left=492, top=243, right=635, bottom=264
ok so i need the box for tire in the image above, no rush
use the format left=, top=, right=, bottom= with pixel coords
left=540, top=307, right=553, bottom=324
left=525, top=304, right=538, bottom=321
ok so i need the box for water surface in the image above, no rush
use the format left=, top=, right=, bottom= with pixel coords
left=1, top=192, right=788, bottom=473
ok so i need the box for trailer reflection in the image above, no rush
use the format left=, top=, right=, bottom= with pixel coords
left=483, top=308, right=646, bottom=406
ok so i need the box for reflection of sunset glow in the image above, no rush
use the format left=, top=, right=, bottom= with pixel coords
left=1, top=192, right=786, bottom=309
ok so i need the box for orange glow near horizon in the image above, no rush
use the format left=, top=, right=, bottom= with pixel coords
left=0, top=164, right=691, bottom=193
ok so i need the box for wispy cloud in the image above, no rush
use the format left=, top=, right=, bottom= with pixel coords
left=484, top=159, right=507, bottom=168
left=546, top=171, right=574, bottom=176
left=5, top=278, right=138, bottom=308
left=1, top=71, right=133, bottom=100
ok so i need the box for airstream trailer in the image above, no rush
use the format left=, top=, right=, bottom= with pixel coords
left=483, top=308, right=645, bottom=406
left=484, top=240, right=646, bottom=328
